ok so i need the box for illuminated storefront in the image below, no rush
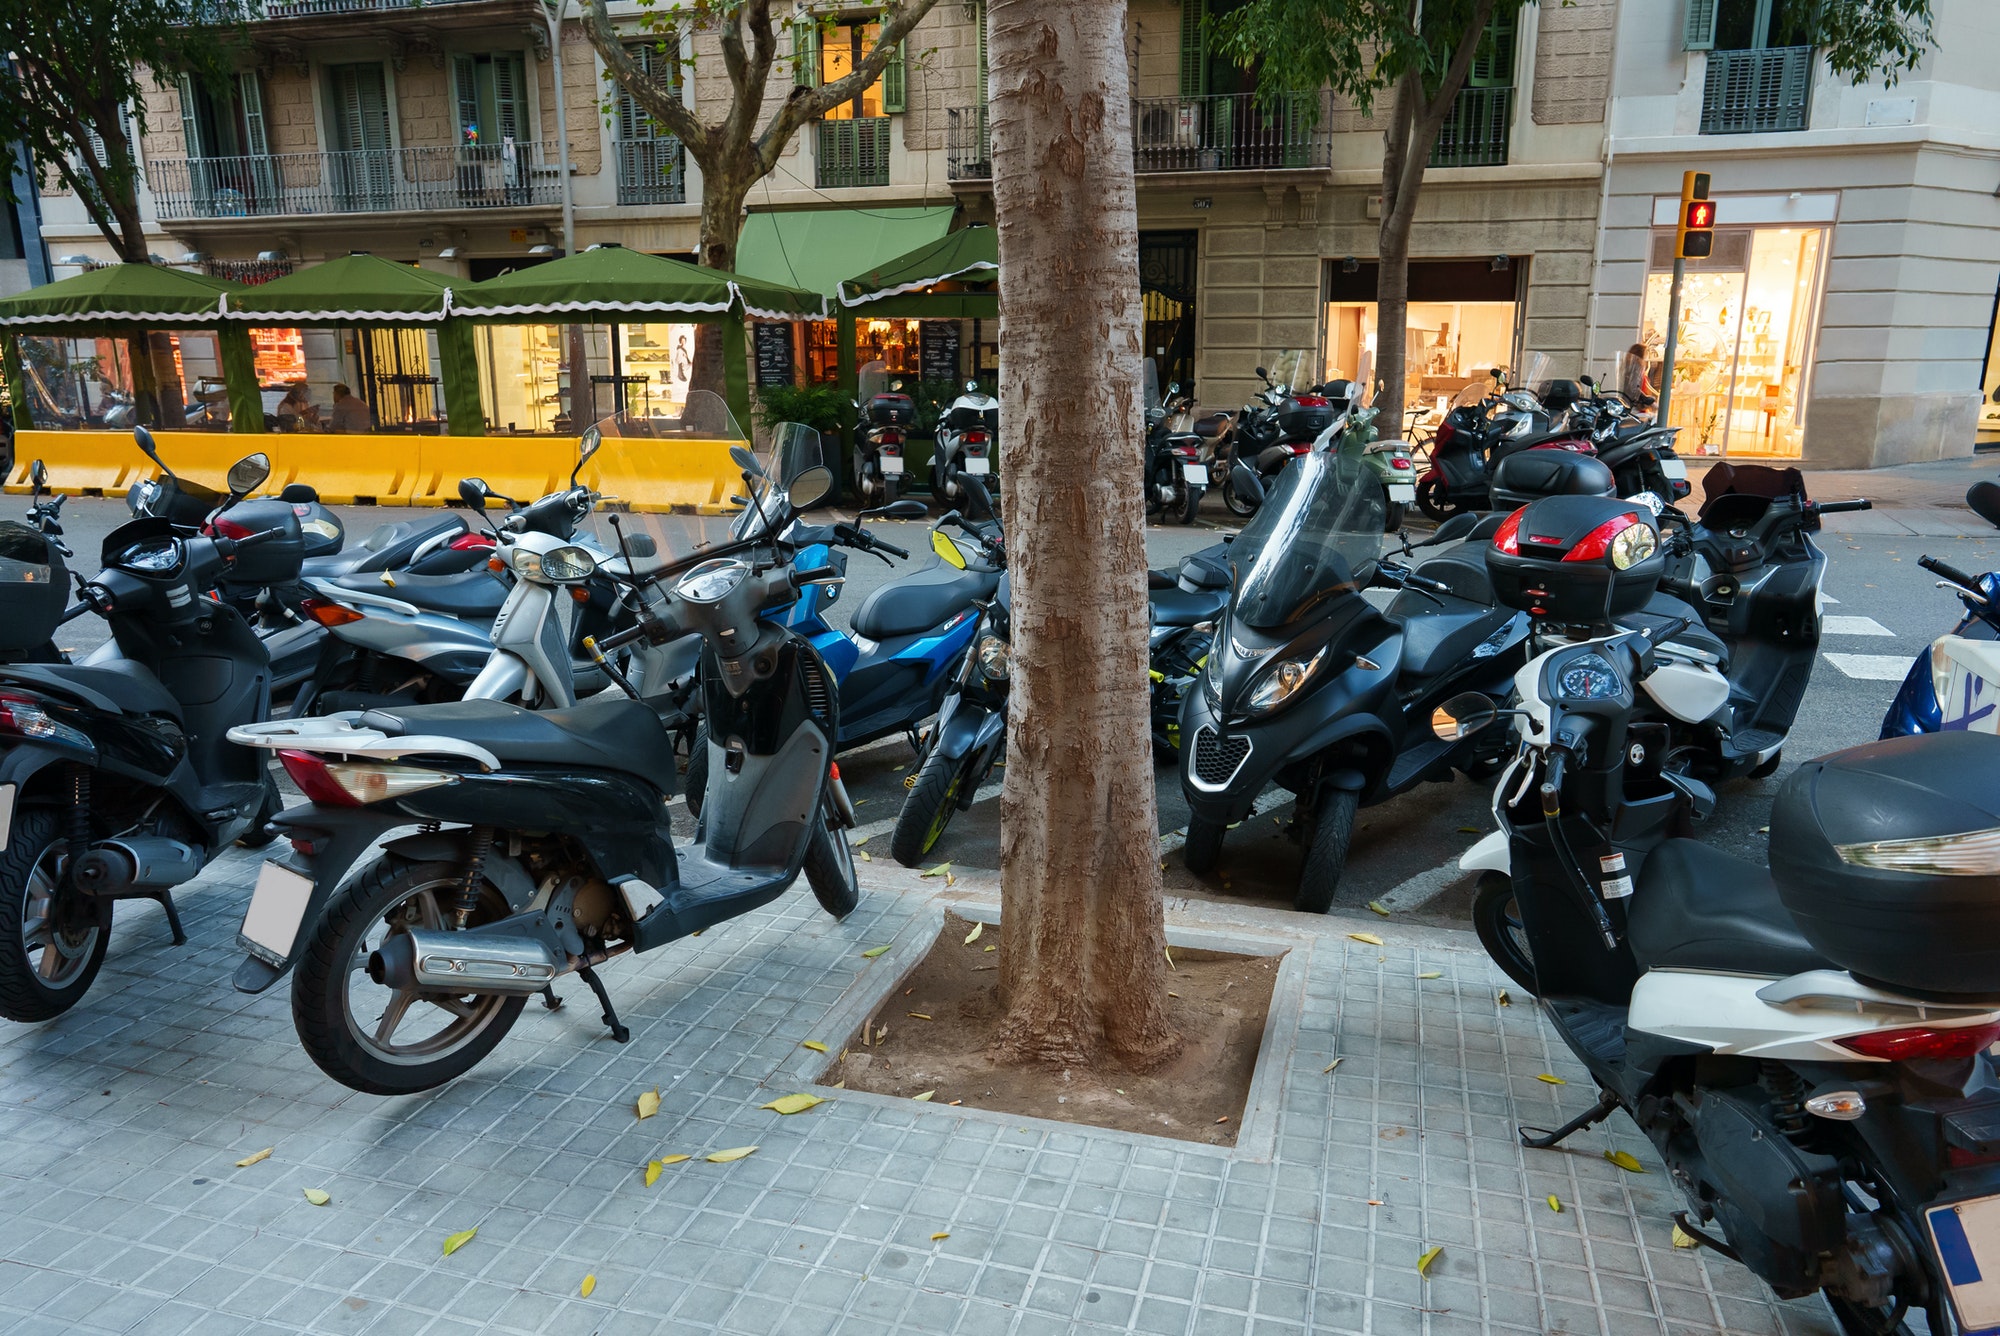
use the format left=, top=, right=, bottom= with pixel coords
left=1322, top=259, right=1522, bottom=413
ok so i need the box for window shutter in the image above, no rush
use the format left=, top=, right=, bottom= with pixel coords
left=1684, top=0, right=1718, bottom=51
left=360, top=66, right=391, bottom=152
left=1467, top=11, right=1517, bottom=87
left=794, top=19, right=821, bottom=89
left=238, top=73, right=270, bottom=157
left=976, top=0, right=987, bottom=100
left=880, top=41, right=906, bottom=113
left=495, top=55, right=528, bottom=143
left=178, top=74, right=203, bottom=158
left=453, top=55, right=479, bottom=142
left=1179, top=0, right=1207, bottom=99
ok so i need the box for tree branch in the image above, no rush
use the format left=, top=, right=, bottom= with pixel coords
left=578, top=0, right=709, bottom=155
left=757, top=0, right=938, bottom=166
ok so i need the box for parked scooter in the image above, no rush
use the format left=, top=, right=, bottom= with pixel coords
left=931, top=380, right=999, bottom=502
left=1438, top=587, right=2000, bottom=1333
left=0, top=441, right=291, bottom=1022
left=1218, top=352, right=1332, bottom=518
left=1414, top=373, right=1570, bottom=520
left=853, top=360, right=916, bottom=507
left=1177, top=451, right=1528, bottom=910
left=1880, top=483, right=2000, bottom=737
left=1309, top=380, right=1416, bottom=532
left=226, top=422, right=859, bottom=1094
left=1142, top=360, right=1207, bottom=525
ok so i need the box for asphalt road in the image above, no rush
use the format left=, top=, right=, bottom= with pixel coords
left=30, top=491, right=1997, bottom=930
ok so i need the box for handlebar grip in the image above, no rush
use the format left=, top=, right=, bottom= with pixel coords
left=220, top=527, right=285, bottom=557
left=593, top=623, right=649, bottom=653
left=872, top=538, right=910, bottom=560
left=1540, top=750, right=1566, bottom=817
left=1921, top=555, right=1982, bottom=591
left=1814, top=499, right=1873, bottom=514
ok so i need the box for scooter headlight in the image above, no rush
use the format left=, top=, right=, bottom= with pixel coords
left=1245, top=646, right=1326, bottom=715
left=540, top=545, right=598, bottom=583
left=976, top=634, right=1011, bottom=680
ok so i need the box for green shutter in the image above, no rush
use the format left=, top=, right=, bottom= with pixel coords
left=1467, top=11, right=1517, bottom=87
left=976, top=0, right=987, bottom=100
left=794, top=19, right=821, bottom=88
left=1684, top=0, right=1718, bottom=50
left=880, top=40, right=906, bottom=113
left=237, top=73, right=270, bottom=158
left=453, top=55, right=479, bottom=141
left=1179, top=0, right=1207, bottom=98
left=178, top=73, right=202, bottom=158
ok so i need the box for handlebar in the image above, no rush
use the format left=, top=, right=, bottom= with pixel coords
left=1921, top=554, right=1983, bottom=592
left=218, top=527, right=286, bottom=558
left=1812, top=499, right=1873, bottom=515
left=865, top=532, right=910, bottom=561
left=1540, top=749, right=1566, bottom=817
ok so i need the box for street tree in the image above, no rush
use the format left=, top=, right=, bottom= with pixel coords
left=987, top=0, right=1174, bottom=1071
left=1212, top=0, right=1936, bottom=433
left=0, top=0, right=253, bottom=422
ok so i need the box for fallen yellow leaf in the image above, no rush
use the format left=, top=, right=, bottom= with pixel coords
left=1165, top=945, right=1175, bottom=970
left=1536, top=1073, right=1567, bottom=1085
left=443, top=1227, right=478, bottom=1256
left=984, top=944, right=995, bottom=952
left=1417, top=971, right=1442, bottom=979
left=859, top=851, right=872, bottom=862
left=1322, top=1058, right=1343, bottom=1074
left=853, top=835, right=869, bottom=847
left=1457, top=826, right=1481, bottom=834
left=659, top=1154, right=690, bottom=1165
left=1604, top=1149, right=1647, bottom=1173
left=761, top=1093, right=825, bottom=1115
left=1546, top=1195, right=1562, bottom=1213
left=801, top=1040, right=828, bottom=1053
left=1497, top=990, right=1511, bottom=1006
left=944, top=872, right=955, bottom=887
left=921, top=863, right=951, bottom=878
left=644, top=1160, right=664, bottom=1186
left=908, top=1012, right=932, bottom=1020
left=1348, top=933, right=1384, bottom=946
left=861, top=945, right=890, bottom=958
left=235, top=1147, right=273, bottom=1168
left=1367, top=901, right=1392, bottom=917
left=1672, top=1224, right=1699, bottom=1248
left=636, top=1088, right=661, bottom=1119
left=930, top=1231, right=950, bottom=1241
left=912, top=1090, right=935, bottom=1102
left=580, top=1273, right=597, bottom=1298
left=964, top=922, right=982, bottom=945
left=302, top=1188, right=331, bottom=1206
left=1418, top=1245, right=1444, bottom=1277
left=1168, top=991, right=1179, bottom=997
left=706, top=1146, right=758, bottom=1163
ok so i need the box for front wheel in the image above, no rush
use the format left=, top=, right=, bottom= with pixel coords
left=291, top=857, right=527, bottom=1095
left=1182, top=816, right=1224, bottom=874
left=0, top=810, right=107, bottom=1023
left=1382, top=497, right=1407, bottom=533
left=1472, top=873, right=1537, bottom=994
left=803, top=810, right=861, bottom=918
left=1415, top=473, right=1456, bottom=522
left=891, top=746, right=973, bottom=867
left=1221, top=474, right=1259, bottom=517
left=1295, top=787, right=1359, bottom=914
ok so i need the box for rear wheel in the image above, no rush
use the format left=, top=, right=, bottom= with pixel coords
left=291, top=858, right=526, bottom=1095
left=1181, top=816, right=1224, bottom=874
left=1472, top=873, right=1537, bottom=994
left=1178, top=482, right=1204, bottom=525
left=1383, top=498, right=1407, bottom=533
left=0, top=810, right=106, bottom=1023
left=1222, top=474, right=1258, bottom=517
left=803, top=810, right=860, bottom=919
left=1416, top=474, right=1456, bottom=522
left=1295, top=787, right=1359, bottom=914
left=891, top=747, right=971, bottom=867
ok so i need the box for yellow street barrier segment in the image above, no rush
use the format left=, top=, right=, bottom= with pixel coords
left=8, top=431, right=161, bottom=495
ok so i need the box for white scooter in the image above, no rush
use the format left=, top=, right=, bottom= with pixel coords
left=931, top=380, right=998, bottom=502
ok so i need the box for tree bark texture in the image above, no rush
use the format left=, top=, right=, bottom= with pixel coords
left=988, top=0, right=1173, bottom=1072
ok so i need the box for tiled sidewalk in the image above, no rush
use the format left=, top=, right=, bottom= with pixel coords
left=0, top=852, right=1844, bottom=1336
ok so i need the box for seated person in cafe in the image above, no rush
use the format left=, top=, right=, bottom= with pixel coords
left=275, top=382, right=319, bottom=431
left=328, top=383, right=374, bottom=433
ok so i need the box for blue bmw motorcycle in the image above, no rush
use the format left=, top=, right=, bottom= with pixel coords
left=1880, top=482, right=2000, bottom=737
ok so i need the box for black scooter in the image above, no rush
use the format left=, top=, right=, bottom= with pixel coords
left=1179, top=454, right=1528, bottom=911
left=0, top=440, right=291, bottom=1021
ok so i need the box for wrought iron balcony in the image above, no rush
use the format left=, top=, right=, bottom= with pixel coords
left=1701, top=46, right=1814, bottom=134
left=256, top=0, right=492, bottom=16
left=1131, top=92, right=1329, bottom=173
left=1429, top=85, right=1513, bottom=168
left=947, top=105, right=990, bottom=182
left=816, top=117, right=891, bottom=189
left=616, top=138, right=686, bottom=205
left=147, top=142, right=562, bottom=221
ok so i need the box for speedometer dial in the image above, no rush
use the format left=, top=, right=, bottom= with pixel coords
left=1556, top=652, right=1620, bottom=700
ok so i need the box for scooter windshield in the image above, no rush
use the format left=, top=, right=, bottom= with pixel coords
left=1144, top=357, right=1162, bottom=412
left=1230, top=452, right=1384, bottom=631
left=858, top=360, right=897, bottom=402
left=1264, top=349, right=1316, bottom=394
left=583, top=389, right=757, bottom=558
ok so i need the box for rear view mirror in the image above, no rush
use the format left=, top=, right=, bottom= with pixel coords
left=866, top=498, right=928, bottom=521
left=458, top=477, right=489, bottom=509
left=226, top=452, right=271, bottom=497
left=621, top=532, right=658, bottom=559
left=133, top=426, right=166, bottom=473
left=786, top=465, right=833, bottom=510
left=1255, top=366, right=1267, bottom=380
left=1432, top=691, right=1498, bottom=742
left=573, top=425, right=601, bottom=484
left=1229, top=461, right=1264, bottom=508
left=730, top=445, right=765, bottom=478
left=29, top=459, right=47, bottom=492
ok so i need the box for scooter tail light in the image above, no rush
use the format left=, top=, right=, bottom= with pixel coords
left=1492, top=507, right=1528, bottom=556
left=278, top=750, right=362, bottom=808
left=278, top=750, right=458, bottom=808
left=964, top=430, right=990, bottom=446
left=1838, top=1021, right=2000, bottom=1062
left=301, top=597, right=365, bottom=628
left=1563, top=512, right=1640, bottom=563
left=1390, top=457, right=1412, bottom=471
left=880, top=432, right=903, bottom=448
left=1292, top=394, right=1329, bottom=407
left=208, top=516, right=254, bottom=540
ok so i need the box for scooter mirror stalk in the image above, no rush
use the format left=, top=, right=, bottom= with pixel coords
left=29, top=459, right=47, bottom=493
left=1432, top=692, right=1498, bottom=742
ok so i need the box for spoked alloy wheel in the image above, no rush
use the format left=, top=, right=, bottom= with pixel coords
left=0, top=810, right=107, bottom=1022
left=292, top=859, right=526, bottom=1095
left=1222, top=474, right=1259, bottom=517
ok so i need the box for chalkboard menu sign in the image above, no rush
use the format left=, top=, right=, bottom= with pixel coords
left=920, top=321, right=961, bottom=383
left=753, top=323, right=795, bottom=387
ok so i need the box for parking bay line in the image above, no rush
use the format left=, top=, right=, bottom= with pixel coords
left=1823, top=615, right=1894, bottom=637
left=1823, top=652, right=1916, bottom=681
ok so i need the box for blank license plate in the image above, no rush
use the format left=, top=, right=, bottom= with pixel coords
left=965, top=457, right=991, bottom=476
left=1661, top=457, right=1689, bottom=480
left=1927, top=1195, right=2000, bottom=1332
left=1387, top=483, right=1417, bottom=503
left=880, top=455, right=904, bottom=475
left=1182, top=463, right=1208, bottom=484
left=240, top=860, right=315, bottom=966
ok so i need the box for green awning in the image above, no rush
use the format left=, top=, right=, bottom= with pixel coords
left=449, top=244, right=822, bottom=322
left=0, top=263, right=240, bottom=330
left=226, top=253, right=455, bottom=323
left=734, top=206, right=956, bottom=301
left=838, top=224, right=997, bottom=310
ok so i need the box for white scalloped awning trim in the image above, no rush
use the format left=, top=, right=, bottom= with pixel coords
left=838, top=260, right=997, bottom=307
left=0, top=292, right=235, bottom=326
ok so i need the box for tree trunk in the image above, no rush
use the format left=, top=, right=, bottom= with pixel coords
left=690, top=172, right=754, bottom=403
left=988, top=0, right=1173, bottom=1072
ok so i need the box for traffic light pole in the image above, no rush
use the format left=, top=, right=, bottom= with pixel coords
left=1658, top=255, right=1685, bottom=425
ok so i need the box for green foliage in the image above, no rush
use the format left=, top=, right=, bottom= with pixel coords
left=754, top=382, right=846, bottom=434
left=1793, top=0, right=1935, bottom=86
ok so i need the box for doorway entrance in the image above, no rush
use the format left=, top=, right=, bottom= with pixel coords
left=1139, top=230, right=1198, bottom=390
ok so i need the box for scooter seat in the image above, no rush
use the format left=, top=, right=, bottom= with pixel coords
left=334, top=570, right=508, bottom=619
left=301, top=514, right=468, bottom=578
left=849, top=562, right=998, bottom=642
left=359, top=694, right=678, bottom=795
left=1179, top=546, right=1233, bottom=591
left=1621, top=592, right=1730, bottom=669
left=1150, top=586, right=1227, bottom=628
left=0, top=661, right=182, bottom=721
left=1626, top=839, right=1828, bottom=978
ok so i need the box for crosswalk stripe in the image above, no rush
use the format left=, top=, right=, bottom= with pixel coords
left=1824, top=653, right=1915, bottom=681
left=1823, top=615, right=1894, bottom=637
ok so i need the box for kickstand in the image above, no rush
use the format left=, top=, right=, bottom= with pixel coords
left=539, top=986, right=562, bottom=1011
left=1519, top=1088, right=1620, bottom=1149
left=1671, top=1212, right=1742, bottom=1263
left=576, top=965, right=630, bottom=1043
left=148, top=890, right=187, bottom=947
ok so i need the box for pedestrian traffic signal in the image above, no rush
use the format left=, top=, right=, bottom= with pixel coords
left=1676, top=171, right=1715, bottom=260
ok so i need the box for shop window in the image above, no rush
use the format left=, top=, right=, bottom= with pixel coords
left=1641, top=225, right=1826, bottom=459
left=1322, top=259, right=1522, bottom=423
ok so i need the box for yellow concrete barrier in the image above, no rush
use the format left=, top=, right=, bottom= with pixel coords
left=407, top=436, right=575, bottom=507
left=9, top=431, right=160, bottom=495
left=586, top=436, right=743, bottom=512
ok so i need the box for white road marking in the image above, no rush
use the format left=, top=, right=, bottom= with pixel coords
left=1158, top=789, right=1294, bottom=856
left=847, top=780, right=1004, bottom=846
left=1819, top=593, right=1839, bottom=606
left=1375, top=860, right=1473, bottom=912
left=1822, top=615, right=1894, bottom=637
left=1824, top=652, right=1916, bottom=681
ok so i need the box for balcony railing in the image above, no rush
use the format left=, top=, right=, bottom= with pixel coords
left=147, top=142, right=561, bottom=221
left=947, top=105, right=990, bottom=182
left=1701, top=46, right=1814, bottom=134
left=256, top=0, right=488, bottom=16
left=1429, top=85, right=1513, bottom=168
left=616, top=138, right=686, bottom=205
left=816, top=117, right=891, bottom=188
left=1132, top=92, right=1328, bottom=173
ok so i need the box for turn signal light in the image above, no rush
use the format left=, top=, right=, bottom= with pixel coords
left=1838, top=1022, right=2000, bottom=1062
left=278, top=750, right=459, bottom=808
left=302, top=598, right=364, bottom=627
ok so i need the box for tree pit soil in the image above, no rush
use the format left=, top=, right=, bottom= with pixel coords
left=828, top=912, right=1283, bottom=1146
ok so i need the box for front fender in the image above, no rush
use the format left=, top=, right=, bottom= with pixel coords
left=936, top=694, right=1002, bottom=763
left=1460, top=829, right=1510, bottom=875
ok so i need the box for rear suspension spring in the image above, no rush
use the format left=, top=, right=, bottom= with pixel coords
left=451, top=826, right=493, bottom=928
left=1762, top=1060, right=1810, bottom=1141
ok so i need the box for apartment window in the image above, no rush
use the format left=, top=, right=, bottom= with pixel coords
left=616, top=41, right=686, bottom=205
left=1687, top=0, right=1815, bottom=133
left=793, top=17, right=905, bottom=115
left=1431, top=13, right=1516, bottom=167
left=178, top=72, right=270, bottom=161
left=324, top=62, right=393, bottom=209
left=453, top=53, right=531, bottom=147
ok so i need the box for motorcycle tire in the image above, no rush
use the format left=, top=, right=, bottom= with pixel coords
left=1415, top=475, right=1457, bottom=523
left=1221, top=475, right=1259, bottom=518
left=1178, top=483, right=1204, bottom=526
left=803, top=808, right=861, bottom=919
left=1471, top=873, right=1537, bottom=995
left=1295, top=787, right=1359, bottom=914
left=1181, top=816, right=1224, bottom=874
left=291, top=856, right=528, bottom=1095
left=683, top=722, right=710, bottom=820
left=891, top=747, right=972, bottom=867
left=1383, top=500, right=1407, bottom=533
left=0, top=810, right=107, bottom=1023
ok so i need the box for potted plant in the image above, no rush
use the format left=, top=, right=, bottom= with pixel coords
left=753, top=383, right=849, bottom=506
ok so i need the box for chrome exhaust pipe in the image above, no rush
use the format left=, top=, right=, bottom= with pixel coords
left=369, top=929, right=563, bottom=995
